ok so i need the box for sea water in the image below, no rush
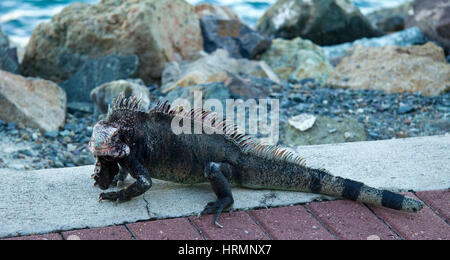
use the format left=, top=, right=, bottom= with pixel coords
left=0, top=0, right=412, bottom=47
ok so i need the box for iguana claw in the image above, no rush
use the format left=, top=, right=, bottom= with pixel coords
left=99, top=191, right=129, bottom=204
left=202, top=199, right=233, bottom=228
left=214, top=220, right=224, bottom=229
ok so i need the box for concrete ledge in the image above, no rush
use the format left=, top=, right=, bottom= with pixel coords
left=295, top=134, right=450, bottom=192
left=0, top=135, right=449, bottom=238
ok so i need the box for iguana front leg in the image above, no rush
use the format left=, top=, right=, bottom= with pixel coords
left=202, top=162, right=235, bottom=228
left=99, top=159, right=152, bottom=203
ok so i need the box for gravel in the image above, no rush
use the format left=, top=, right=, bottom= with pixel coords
left=276, top=81, right=449, bottom=142
left=0, top=112, right=96, bottom=170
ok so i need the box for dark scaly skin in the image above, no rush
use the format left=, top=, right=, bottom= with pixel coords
left=89, top=97, right=425, bottom=228
left=93, top=158, right=119, bottom=190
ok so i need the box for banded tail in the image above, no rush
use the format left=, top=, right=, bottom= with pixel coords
left=306, top=168, right=424, bottom=212
left=241, top=162, right=424, bottom=212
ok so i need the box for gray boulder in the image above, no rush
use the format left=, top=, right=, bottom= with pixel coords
left=200, top=16, right=271, bottom=59
left=164, top=74, right=277, bottom=107
left=225, top=74, right=276, bottom=100
left=406, top=0, right=450, bottom=53
left=21, top=0, right=203, bottom=84
left=0, top=28, right=19, bottom=74
left=90, top=79, right=151, bottom=117
left=0, top=70, right=66, bottom=132
left=366, top=2, right=413, bottom=33
left=326, top=42, right=450, bottom=96
left=0, top=46, right=20, bottom=74
left=195, top=3, right=241, bottom=21
left=160, top=49, right=280, bottom=93
left=260, top=37, right=334, bottom=85
left=322, top=27, right=429, bottom=65
left=60, top=55, right=139, bottom=102
left=256, top=0, right=383, bottom=46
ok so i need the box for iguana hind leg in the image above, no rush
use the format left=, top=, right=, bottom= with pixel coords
left=202, top=162, right=234, bottom=228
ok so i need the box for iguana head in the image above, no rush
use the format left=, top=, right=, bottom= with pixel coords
left=89, top=121, right=130, bottom=159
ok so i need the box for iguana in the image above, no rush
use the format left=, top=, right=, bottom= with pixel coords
left=89, top=93, right=424, bottom=228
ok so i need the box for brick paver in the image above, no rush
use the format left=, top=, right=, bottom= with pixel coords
left=62, top=225, right=133, bottom=240
left=415, top=189, right=450, bottom=223
left=3, top=189, right=449, bottom=240
left=127, top=218, right=203, bottom=240
left=306, top=200, right=400, bottom=240
left=370, top=193, right=450, bottom=240
left=189, top=211, right=269, bottom=240
left=249, top=205, right=335, bottom=240
left=2, top=233, right=63, bottom=240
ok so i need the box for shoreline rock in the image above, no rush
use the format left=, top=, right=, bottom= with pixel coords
left=0, top=70, right=66, bottom=132
left=326, top=42, right=450, bottom=96
left=0, top=46, right=20, bottom=74
left=195, top=4, right=241, bottom=21
left=260, top=37, right=334, bottom=85
left=366, top=2, right=413, bottom=33
left=0, top=27, right=20, bottom=74
left=1, top=2, right=449, bottom=173
left=406, top=0, right=450, bottom=53
left=322, top=27, right=429, bottom=65
left=256, top=0, right=383, bottom=46
left=161, top=49, right=280, bottom=93
left=90, top=79, right=151, bottom=118
left=21, top=0, right=203, bottom=84
left=200, top=16, right=271, bottom=59
left=165, top=82, right=231, bottom=107
left=165, top=74, right=279, bottom=107
left=60, top=54, right=139, bottom=102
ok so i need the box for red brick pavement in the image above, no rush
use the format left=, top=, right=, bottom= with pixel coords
left=62, top=225, right=133, bottom=240
left=3, top=189, right=449, bottom=240
left=369, top=192, right=450, bottom=240
left=249, top=205, right=335, bottom=240
left=127, top=218, right=203, bottom=240
left=305, top=200, right=399, bottom=240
